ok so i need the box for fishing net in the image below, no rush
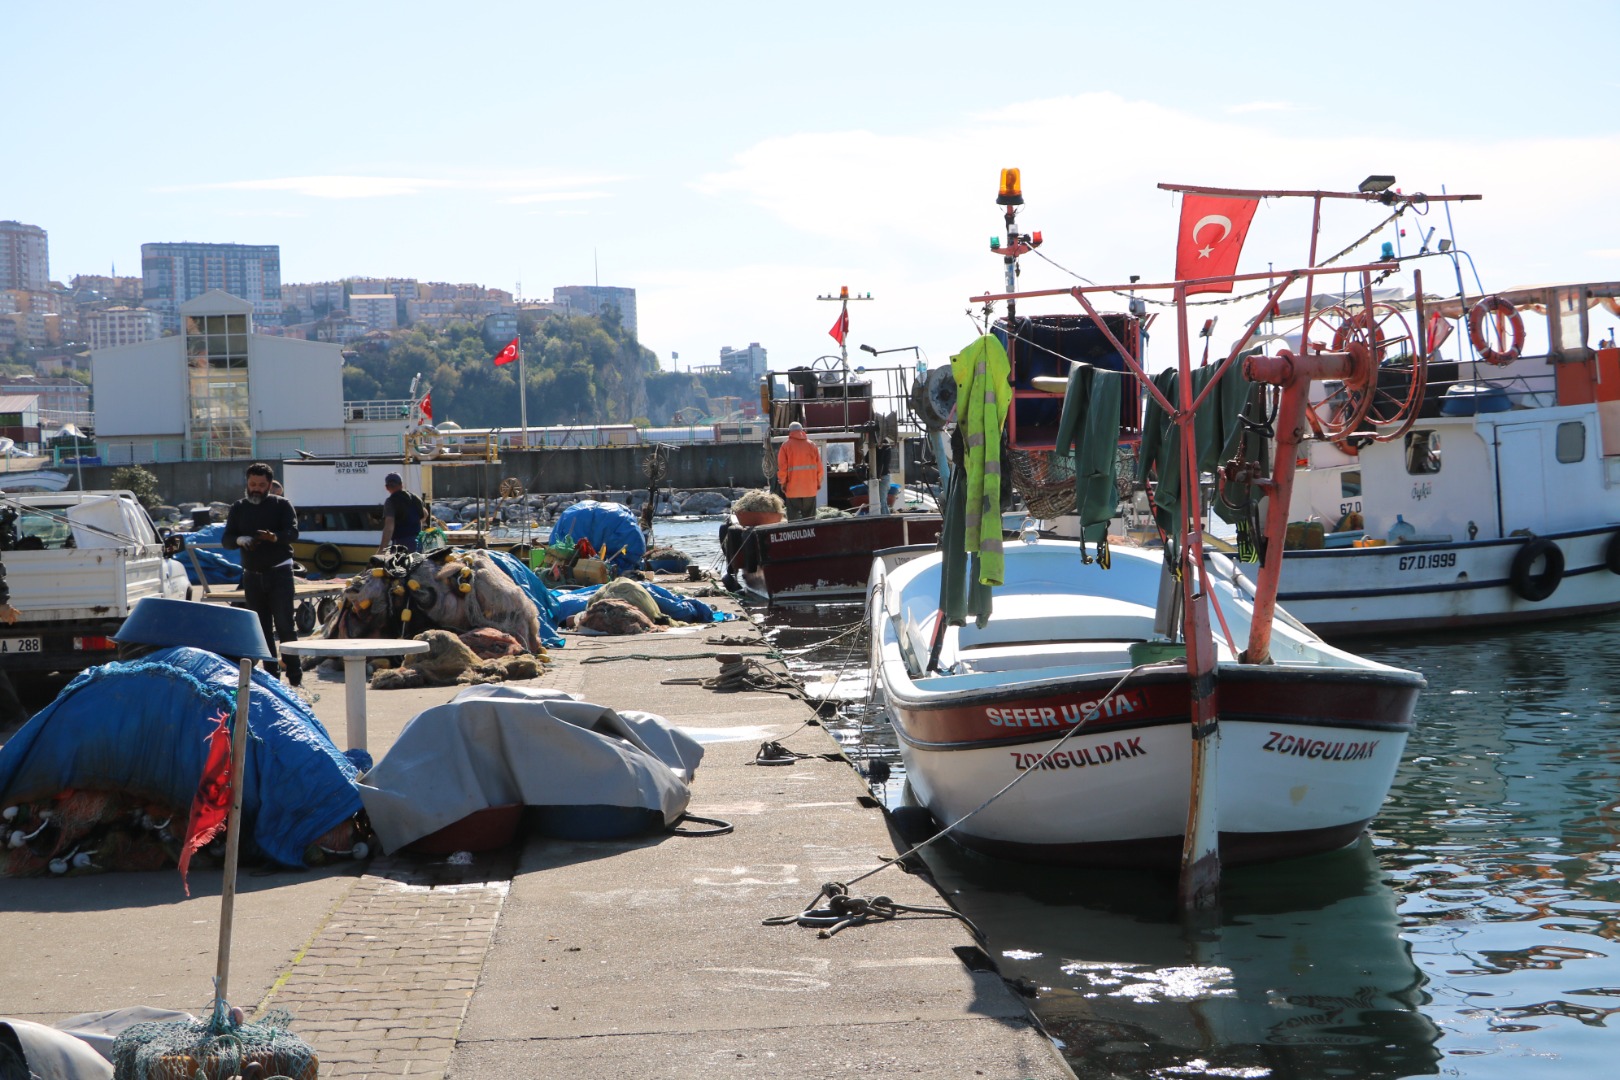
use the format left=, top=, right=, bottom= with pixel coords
left=1006, top=448, right=1077, bottom=519
left=111, top=1006, right=317, bottom=1080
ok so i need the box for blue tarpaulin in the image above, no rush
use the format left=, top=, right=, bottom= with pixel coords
left=548, top=501, right=646, bottom=574
left=552, top=582, right=729, bottom=625
left=0, top=647, right=362, bottom=867
left=482, top=548, right=565, bottom=649
left=177, top=523, right=243, bottom=585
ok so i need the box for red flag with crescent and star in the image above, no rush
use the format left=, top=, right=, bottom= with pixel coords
left=417, top=391, right=432, bottom=424
left=492, top=336, right=520, bottom=366
left=1175, top=193, right=1260, bottom=295
left=178, top=710, right=233, bottom=896
left=828, top=310, right=849, bottom=346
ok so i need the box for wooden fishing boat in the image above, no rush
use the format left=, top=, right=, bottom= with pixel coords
left=869, top=540, right=1424, bottom=868
left=720, top=289, right=947, bottom=601
left=1250, top=281, right=1620, bottom=635
left=869, top=172, right=1441, bottom=904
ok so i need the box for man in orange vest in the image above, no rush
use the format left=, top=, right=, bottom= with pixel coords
left=776, top=421, right=823, bottom=521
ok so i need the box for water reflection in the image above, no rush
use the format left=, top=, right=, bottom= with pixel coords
left=918, top=837, right=1440, bottom=1080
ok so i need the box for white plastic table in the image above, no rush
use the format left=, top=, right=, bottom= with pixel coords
left=279, top=638, right=430, bottom=753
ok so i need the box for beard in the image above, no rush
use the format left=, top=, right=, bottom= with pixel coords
left=246, top=492, right=264, bottom=505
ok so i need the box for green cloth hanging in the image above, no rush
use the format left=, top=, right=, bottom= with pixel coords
left=951, top=335, right=1012, bottom=587
left=1053, top=363, right=1125, bottom=564
left=1136, top=362, right=1257, bottom=536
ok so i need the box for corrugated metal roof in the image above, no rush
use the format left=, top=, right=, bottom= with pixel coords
left=0, top=394, right=40, bottom=410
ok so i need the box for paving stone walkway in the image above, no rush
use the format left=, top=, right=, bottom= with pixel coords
left=257, top=856, right=512, bottom=1079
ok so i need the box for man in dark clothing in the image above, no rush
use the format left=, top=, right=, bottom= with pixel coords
left=0, top=549, right=27, bottom=729
left=377, top=471, right=423, bottom=553
left=222, top=462, right=302, bottom=687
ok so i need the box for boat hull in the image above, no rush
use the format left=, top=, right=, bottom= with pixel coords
left=724, top=513, right=942, bottom=601
left=1266, top=526, right=1620, bottom=636
left=888, top=665, right=1418, bottom=868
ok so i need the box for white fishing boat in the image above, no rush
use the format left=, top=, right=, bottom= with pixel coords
left=869, top=172, right=1438, bottom=904
left=869, top=541, right=1424, bottom=868
left=1249, top=281, right=1620, bottom=635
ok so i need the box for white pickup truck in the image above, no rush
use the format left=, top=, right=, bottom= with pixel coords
left=0, top=489, right=190, bottom=677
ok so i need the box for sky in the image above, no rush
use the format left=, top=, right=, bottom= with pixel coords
left=6, top=1, right=1619, bottom=377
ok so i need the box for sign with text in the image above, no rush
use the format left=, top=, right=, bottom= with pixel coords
left=334, top=460, right=370, bottom=475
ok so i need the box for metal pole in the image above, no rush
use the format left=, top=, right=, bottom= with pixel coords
left=214, top=658, right=254, bottom=1006
left=517, top=337, right=529, bottom=449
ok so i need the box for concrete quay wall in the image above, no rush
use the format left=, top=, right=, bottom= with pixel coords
left=69, top=443, right=768, bottom=506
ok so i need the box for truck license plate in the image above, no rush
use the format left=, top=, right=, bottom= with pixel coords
left=0, top=637, right=42, bottom=654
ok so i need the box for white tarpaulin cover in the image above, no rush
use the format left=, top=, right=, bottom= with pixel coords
left=356, top=685, right=705, bottom=853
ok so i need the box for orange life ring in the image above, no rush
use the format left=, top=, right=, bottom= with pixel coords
left=1467, top=295, right=1525, bottom=365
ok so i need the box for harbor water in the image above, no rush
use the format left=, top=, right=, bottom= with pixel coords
left=661, top=519, right=1620, bottom=1077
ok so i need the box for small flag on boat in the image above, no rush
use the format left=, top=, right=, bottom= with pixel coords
left=1174, top=193, right=1260, bottom=295
left=178, top=710, right=233, bottom=896
left=828, top=309, right=849, bottom=346
left=492, top=336, right=520, bottom=366
left=417, top=391, right=432, bottom=424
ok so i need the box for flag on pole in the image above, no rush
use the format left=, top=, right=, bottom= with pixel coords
left=1175, top=194, right=1260, bottom=295
left=178, top=711, right=233, bottom=896
left=417, top=391, right=432, bottom=424
left=828, top=310, right=849, bottom=345
left=493, top=336, right=520, bottom=366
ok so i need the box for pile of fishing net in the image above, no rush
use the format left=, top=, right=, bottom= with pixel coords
left=0, top=647, right=370, bottom=879
left=112, top=1005, right=316, bottom=1080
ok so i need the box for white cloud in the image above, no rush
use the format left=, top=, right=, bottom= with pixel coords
left=685, top=92, right=1620, bottom=364
left=503, top=191, right=612, bottom=205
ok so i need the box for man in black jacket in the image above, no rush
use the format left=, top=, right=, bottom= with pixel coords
left=222, top=462, right=302, bottom=687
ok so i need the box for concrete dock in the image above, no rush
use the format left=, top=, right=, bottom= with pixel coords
left=0, top=597, right=1076, bottom=1079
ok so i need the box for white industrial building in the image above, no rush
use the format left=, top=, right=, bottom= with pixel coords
left=91, top=290, right=358, bottom=463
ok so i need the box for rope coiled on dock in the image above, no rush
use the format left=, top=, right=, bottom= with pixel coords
left=763, top=881, right=980, bottom=939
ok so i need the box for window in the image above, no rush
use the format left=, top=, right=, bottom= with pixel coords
left=1340, top=470, right=1362, bottom=499
left=1405, top=430, right=1441, bottom=475
left=1556, top=421, right=1585, bottom=463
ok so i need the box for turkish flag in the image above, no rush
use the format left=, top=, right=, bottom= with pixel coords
left=493, top=336, right=520, bottom=366
left=418, top=391, right=432, bottom=423
left=1175, top=194, right=1260, bottom=295
left=828, top=310, right=848, bottom=346
left=178, top=711, right=233, bottom=896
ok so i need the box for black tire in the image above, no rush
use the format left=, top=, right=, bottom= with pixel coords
left=1606, top=530, right=1620, bottom=575
left=294, top=599, right=317, bottom=635
left=316, top=596, right=338, bottom=625
left=312, top=543, right=344, bottom=574
left=1509, top=537, right=1564, bottom=602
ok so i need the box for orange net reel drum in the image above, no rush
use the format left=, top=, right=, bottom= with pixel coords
left=1301, top=303, right=1426, bottom=451
left=1468, top=295, right=1525, bottom=365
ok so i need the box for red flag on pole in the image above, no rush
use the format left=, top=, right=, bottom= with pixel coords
left=417, top=391, right=432, bottom=424
left=828, top=310, right=848, bottom=345
left=492, top=336, right=520, bottom=366
left=178, top=711, right=234, bottom=896
left=1175, top=194, right=1260, bottom=295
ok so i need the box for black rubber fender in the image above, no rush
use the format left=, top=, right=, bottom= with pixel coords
left=1605, top=530, right=1620, bottom=574
left=311, top=543, right=344, bottom=574
left=1509, top=537, right=1564, bottom=602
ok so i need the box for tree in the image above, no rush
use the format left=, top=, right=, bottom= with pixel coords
left=109, top=465, right=162, bottom=509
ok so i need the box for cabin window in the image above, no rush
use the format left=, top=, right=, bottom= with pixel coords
left=1556, top=421, right=1586, bottom=463
left=1340, top=471, right=1361, bottom=498
left=1405, top=430, right=1441, bottom=475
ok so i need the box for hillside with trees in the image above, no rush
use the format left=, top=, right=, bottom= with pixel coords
left=341, top=311, right=757, bottom=429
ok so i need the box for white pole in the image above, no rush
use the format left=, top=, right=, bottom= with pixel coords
left=518, top=337, right=528, bottom=448
left=214, top=658, right=254, bottom=1006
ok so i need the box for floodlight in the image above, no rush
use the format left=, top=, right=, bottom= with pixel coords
left=1358, top=175, right=1397, bottom=194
